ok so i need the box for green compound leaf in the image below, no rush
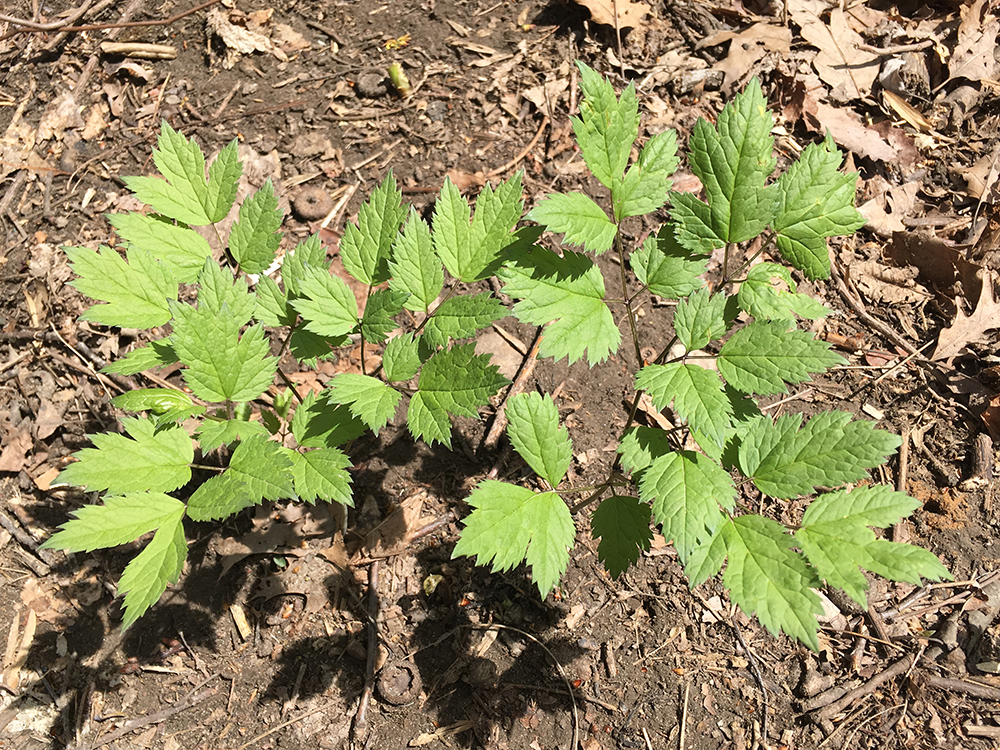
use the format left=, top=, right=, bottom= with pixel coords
left=469, top=172, right=524, bottom=279
left=56, top=418, right=192, bottom=494
left=361, top=288, right=409, bottom=344
left=196, top=418, right=269, bottom=452
left=107, top=213, right=211, bottom=284
left=738, top=412, right=902, bottom=499
left=327, top=373, right=402, bottom=435
left=797, top=485, right=950, bottom=606
left=407, top=344, right=510, bottom=448
left=102, top=339, right=177, bottom=376
left=289, top=327, right=342, bottom=365
left=453, top=482, right=575, bottom=598
left=229, top=178, right=283, bottom=274
left=738, top=263, right=829, bottom=323
left=169, top=301, right=277, bottom=403
left=527, top=192, right=616, bottom=254
left=500, top=246, right=620, bottom=365
left=639, top=450, right=735, bottom=564
left=281, top=234, right=328, bottom=298
left=228, top=434, right=295, bottom=502
left=382, top=333, right=422, bottom=383
left=292, top=390, right=367, bottom=448
left=422, top=293, right=506, bottom=350
left=67, top=245, right=177, bottom=329
left=591, top=495, right=653, bottom=578
left=432, top=178, right=472, bottom=279
left=636, top=363, right=732, bottom=447
left=41, top=493, right=186, bottom=552
left=572, top=61, right=638, bottom=191
left=197, top=258, right=256, bottom=325
left=669, top=79, right=779, bottom=253
left=122, top=122, right=240, bottom=226
left=673, top=288, right=728, bottom=352
left=630, top=223, right=707, bottom=300
left=617, top=425, right=674, bottom=477
left=720, top=515, right=822, bottom=650
left=389, top=209, right=444, bottom=313
left=288, top=448, right=353, bottom=505
left=616, top=129, right=679, bottom=220
left=116, top=506, right=187, bottom=631
left=506, top=392, right=573, bottom=487
left=341, top=172, right=407, bottom=285
left=186, top=472, right=251, bottom=521
left=291, top=264, right=360, bottom=338
left=683, top=528, right=728, bottom=587
left=717, top=322, right=844, bottom=396
left=254, top=275, right=295, bottom=327
left=773, top=135, right=866, bottom=280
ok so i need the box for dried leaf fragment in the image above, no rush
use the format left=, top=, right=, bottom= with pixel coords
left=572, top=0, right=649, bottom=28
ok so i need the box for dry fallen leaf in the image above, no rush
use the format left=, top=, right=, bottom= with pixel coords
left=787, top=0, right=879, bottom=101
left=572, top=0, right=649, bottom=28
left=949, top=0, right=1000, bottom=83
left=933, top=270, right=1000, bottom=361
left=857, top=180, right=921, bottom=236
left=805, top=102, right=897, bottom=162
left=699, top=23, right=791, bottom=95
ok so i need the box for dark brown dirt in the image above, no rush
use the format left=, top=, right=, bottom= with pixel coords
left=2, top=0, right=1000, bottom=749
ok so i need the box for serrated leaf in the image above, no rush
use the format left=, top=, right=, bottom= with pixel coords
left=361, top=288, right=409, bottom=344
left=382, top=333, right=422, bottom=382
left=41, top=493, right=186, bottom=552
left=636, top=363, right=732, bottom=447
left=617, top=425, right=674, bottom=477
left=196, top=418, right=269, bottom=452
left=616, top=129, right=679, bottom=219
left=102, top=339, right=178, bottom=376
left=674, top=288, right=728, bottom=351
left=572, top=61, right=638, bottom=190
left=288, top=448, right=353, bottom=505
left=289, top=327, right=342, bottom=364
left=738, top=263, right=829, bottom=322
left=389, top=209, right=444, bottom=312
left=500, top=247, right=619, bottom=365
left=122, top=123, right=239, bottom=225
left=112, top=388, right=194, bottom=415
left=591, top=495, right=653, bottom=578
left=291, top=390, right=367, bottom=448
left=453, top=482, right=575, bottom=597
left=281, top=234, right=327, bottom=298
left=721, top=515, right=822, bottom=649
left=406, top=344, right=510, bottom=448
left=67, top=245, right=177, bottom=329
left=341, top=172, right=406, bottom=285
left=169, top=301, right=277, bottom=403
left=117, top=507, right=187, bottom=631
left=739, top=412, right=902, bottom=499
left=669, top=80, right=779, bottom=253
left=108, top=212, right=211, bottom=284
left=56, top=418, right=192, bottom=494
left=527, top=193, right=616, bottom=254
left=795, top=485, right=949, bottom=605
left=773, top=135, right=866, bottom=280
left=432, top=178, right=472, bottom=280
left=254, top=274, right=296, bottom=327
left=291, top=264, right=359, bottom=338
left=639, top=450, right=735, bottom=563
left=468, top=172, right=524, bottom=280
left=197, top=258, right=256, bottom=325
left=186, top=472, right=252, bottom=521
left=230, top=179, right=283, bottom=274
left=327, top=373, right=402, bottom=435
left=630, top=223, right=707, bottom=300
left=423, top=293, right=506, bottom=350
left=684, top=528, right=728, bottom=587
left=717, top=322, right=843, bottom=396
left=506, top=392, right=572, bottom=487
left=227, top=434, right=295, bottom=502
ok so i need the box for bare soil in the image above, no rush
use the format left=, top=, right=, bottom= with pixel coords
left=2, top=0, right=1000, bottom=749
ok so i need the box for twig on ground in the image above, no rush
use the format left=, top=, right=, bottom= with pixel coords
left=0, top=508, right=55, bottom=571
left=924, top=675, right=1000, bottom=700
left=483, top=326, right=544, bottom=450
left=352, top=560, right=381, bottom=743
left=679, top=682, right=689, bottom=750
left=236, top=698, right=347, bottom=750
left=71, top=674, right=219, bottom=750
left=486, top=116, right=549, bottom=178
left=814, top=654, right=914, bottom=720
left=0, top=0, right=221, bottom=40
left=855, top=39, right=935, bottom=56
left=732, top=622, right=769, bottom=743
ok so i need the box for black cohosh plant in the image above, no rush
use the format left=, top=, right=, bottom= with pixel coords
left=44, top=63, right=949, bottom=647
